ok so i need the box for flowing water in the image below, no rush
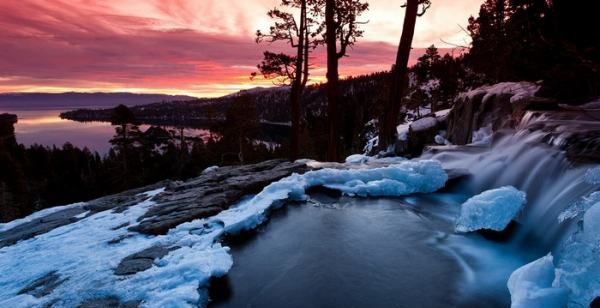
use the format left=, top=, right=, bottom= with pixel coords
left=210, top=112, right=598, bottom=307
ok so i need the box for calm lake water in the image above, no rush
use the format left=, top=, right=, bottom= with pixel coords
left=2, top=107, right=213, bottom=154
left=210, top=192, right=536, bottom=308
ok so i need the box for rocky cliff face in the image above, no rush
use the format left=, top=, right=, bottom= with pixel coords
left=444, top=82, right=600, bottom=163
left=446, top=82, right=549, bottom=145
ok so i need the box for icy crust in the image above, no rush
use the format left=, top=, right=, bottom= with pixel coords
left=0, top=160, right=448, bottom=307
left=554, top=200, right=600, bottom=307
left=507, top=254, right=569, bottom=308
left=217, top=160, right=447, bottom=235
left=510, top=192, right=600, bottom=308
left=455, top=186, right=527, bottom=232
left=584, top=167, right=600, bottom=184
left=321, top=160, right=447, bottom=197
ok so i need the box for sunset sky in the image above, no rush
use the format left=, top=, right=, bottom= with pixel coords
left=0, top=0, right=482, bottom=97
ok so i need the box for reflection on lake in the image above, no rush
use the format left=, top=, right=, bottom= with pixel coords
left=4, top=107, right=214, bottom=155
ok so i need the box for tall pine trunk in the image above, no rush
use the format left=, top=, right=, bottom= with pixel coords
left=289, top=0, right=307, bottom=161
left=326, top=0, right=340, bottom=161
left=379, top=0, right=419, bottom=151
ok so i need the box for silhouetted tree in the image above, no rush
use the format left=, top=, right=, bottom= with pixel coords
left=324, top=0, right=369, bottom=161
left=379, top=0, right=432, bottom=151
left=465, top=0, right=599, bottom=100
left=109, top=105, right=142, bottom=188
left=254, top=0, right=322, bottom=160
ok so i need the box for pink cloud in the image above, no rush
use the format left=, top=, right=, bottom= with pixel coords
left=0, top=0, right=478, bottom=97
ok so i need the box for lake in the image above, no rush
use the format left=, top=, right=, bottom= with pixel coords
left=2, top=107, right=214, bottom=154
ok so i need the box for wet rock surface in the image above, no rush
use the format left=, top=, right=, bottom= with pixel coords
left=129, top=159, right=308, bottom=235
left=0, top=160, right=307, bottom=248
left=0, top=183, right=166, bottom=248
left=0, top=207, right=87, bottom=248
left=18, top=271, right=65, bottom=298
left=114, top=245, right=173, bottom=276
left=78, top=297, right=140, bottom=308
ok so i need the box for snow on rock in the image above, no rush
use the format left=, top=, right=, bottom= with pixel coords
left=397, top=123, right=410, bottom=141
left=344, top=154, right=407, bottom=165
left=410, top=117, right=438, bottom=132
left=213, top=160, right=446, bottom=233
left=507, top=254, right=569, bottom=308
left=0, top=188, right=236, bottom=308
left=201, top=165, right=219, bottom=174
left=345, top=154, right=369, bottom=164
left=0, top=160, right=448, bottom=307
left=584, top=167, right=600, bottom=185
left=434, top=108, right=451, bottom=119
left=460, top=81, right=540, bottom=105
left=455, top=186, right=527, bottom=233
left=0, top=202, right=86, bottom=233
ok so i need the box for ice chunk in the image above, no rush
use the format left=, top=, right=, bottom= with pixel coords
left=584, top=167, right=600, bottom=185
left=583, top=202, right=600, bottom=243
left=507, top=254, right=569, bottom=308
left=558, top=191, right=600, bottom=223
left=455, top=186, right=527, bottom=232
left=552, top=199, right=600, bottom=307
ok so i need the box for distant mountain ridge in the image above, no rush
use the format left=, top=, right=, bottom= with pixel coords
left=0, top=92, right=198, bottom=109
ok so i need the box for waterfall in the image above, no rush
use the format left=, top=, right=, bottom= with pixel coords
left=423, top=111, right=599, bottom=250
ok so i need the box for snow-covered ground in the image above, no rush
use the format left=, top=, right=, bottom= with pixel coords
left=0, top=160, right=448, bottom=307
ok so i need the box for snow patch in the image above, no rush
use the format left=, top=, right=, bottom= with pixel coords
left=455, top=186, right=526, bottom=232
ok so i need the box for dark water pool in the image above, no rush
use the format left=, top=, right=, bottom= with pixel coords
left=210, top=193, right=531, bottom=308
